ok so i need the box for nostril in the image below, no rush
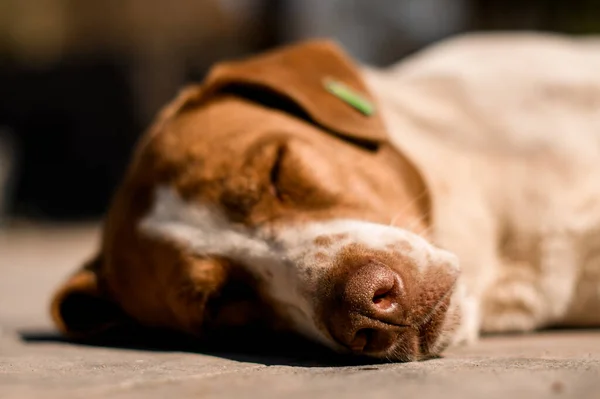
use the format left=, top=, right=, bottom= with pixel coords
left=348, top=327, right=398, bottom=354
left=373, top=288, right=394, bottom=310
left=349, top=328, right=373, bottom=353
left=372, top=279, right=399, bottom=311
left=341, top=260, right=403, bottom=316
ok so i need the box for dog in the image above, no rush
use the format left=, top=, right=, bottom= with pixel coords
left=50, top=32, right=600, bottom=362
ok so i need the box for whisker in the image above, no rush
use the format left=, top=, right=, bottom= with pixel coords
left=398, top=211, right=432, bottom=237
left=389, top=189, right=429, bottom=227
left=416, top=292, right=452, bottom=329
left=414, top=223, right=433, bottom=237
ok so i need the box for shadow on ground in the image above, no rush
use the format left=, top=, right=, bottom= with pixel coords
left=20, top=325, right=599, bottom=368
left=19, top=326, right=388, bottom=368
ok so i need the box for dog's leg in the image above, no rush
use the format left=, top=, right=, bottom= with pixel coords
left=480, top=232, right=580, bottom=333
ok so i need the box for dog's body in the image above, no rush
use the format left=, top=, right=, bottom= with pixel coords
left=51, top=33, right=600, bottom=361
left=365, top=33, right=600, bottom=337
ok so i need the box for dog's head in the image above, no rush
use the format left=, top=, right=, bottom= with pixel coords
left=51, top=40, right=463, bottom=361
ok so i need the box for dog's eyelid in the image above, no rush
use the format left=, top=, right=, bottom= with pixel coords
left=269, top=144, right=287, bottom=201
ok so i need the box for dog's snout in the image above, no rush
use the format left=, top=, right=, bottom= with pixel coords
left=328, top=261, right=407, bottom=354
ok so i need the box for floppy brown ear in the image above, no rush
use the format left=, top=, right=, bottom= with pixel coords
left=50, top=254, right=127, bottom=338
left=197, top=39, right=389, bottom=148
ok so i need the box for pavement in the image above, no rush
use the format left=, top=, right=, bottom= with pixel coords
left=1, top=224, right=599, bottom=399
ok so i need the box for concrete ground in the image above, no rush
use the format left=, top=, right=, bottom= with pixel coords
left=1, top=224, right=599, bottom=399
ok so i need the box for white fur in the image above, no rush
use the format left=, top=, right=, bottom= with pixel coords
left=363, top=32, right=600, bottom=337
left=140, top=185, right=459, bottom=349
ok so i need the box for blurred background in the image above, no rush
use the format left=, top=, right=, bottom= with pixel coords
left=0, top=0, right=599, bottom=224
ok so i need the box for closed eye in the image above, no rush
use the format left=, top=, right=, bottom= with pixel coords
left=269, top=145, right=287, bottom=201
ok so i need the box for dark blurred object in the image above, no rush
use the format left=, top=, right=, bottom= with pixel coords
left=279, top=0, right=600, bottom=66
left=0, top=128, right=17, bottom=225
left=1, top=0, right=599, bottom=221
left=278, top=0, right=468, bottom=65
left=468, top=0, right=600, bottom=33
left=0, top=61, right=135, bottom=219
left=0, top=0, right=245, bottom=220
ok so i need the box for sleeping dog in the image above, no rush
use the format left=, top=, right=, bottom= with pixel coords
left=51, top=33, right=600, bottom=361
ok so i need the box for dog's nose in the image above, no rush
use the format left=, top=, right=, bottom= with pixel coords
left=328, top=261, right=407, bottom=354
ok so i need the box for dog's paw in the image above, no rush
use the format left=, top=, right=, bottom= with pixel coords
left=480, top=270, right=542, bottom=333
